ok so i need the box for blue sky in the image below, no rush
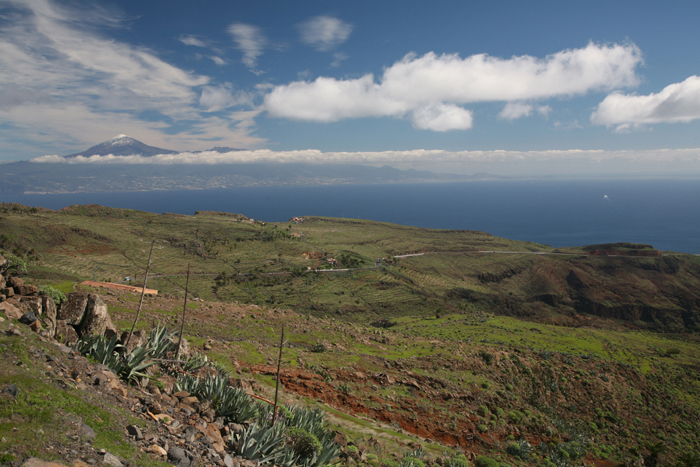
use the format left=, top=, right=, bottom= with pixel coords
left=1, top=0, right=700, bottom=175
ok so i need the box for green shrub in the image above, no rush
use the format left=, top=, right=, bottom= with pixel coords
left=474, top=456, right=499, bottom=467
left=505, top=439, right=532, bottom=459
left=479, top=350, right=494, bottom=365
left=508, top=410, right=524, bottom=424
left=481, top=381, right=490, bottom=389
left=311, top=342, right=326, bottom=353
left=477, top=424, right=488, bottom=433
left=6, top=254, right=27, bottom=273
left=444, top=455, right=470, bottom=467
left=345, top=445, right=359, bottom=454
left=400, top=458, right=425, bottom=467
left=477, top=405, right=489, bottom=417
left=286, top=427, right=322, bottom=460
left=38, top=285, right=67, bottom=306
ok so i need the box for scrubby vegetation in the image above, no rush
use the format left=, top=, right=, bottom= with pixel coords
left=2, top=203, right=700, bottom=465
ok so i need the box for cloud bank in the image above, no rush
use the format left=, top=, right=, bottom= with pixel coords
left=591, top=75, right=700, bottom=131
left=264, top=42, right=642, bottom=130
left=31, top=147, right=700, bottom=167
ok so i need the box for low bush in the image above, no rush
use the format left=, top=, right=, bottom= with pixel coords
left=38, top=285, right=67, bottom=306
left=474, top=456, right=499, bottom=467
left=444, top=454, right=470, bottom=467
left=286, top=427, right=322, bottom=461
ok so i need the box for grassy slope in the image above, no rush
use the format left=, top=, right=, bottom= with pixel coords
left=3, top=205, right=699, bottom=331
left=1, top=203, right=700, bottom=464
left=84, top=289, right=700, bottom=465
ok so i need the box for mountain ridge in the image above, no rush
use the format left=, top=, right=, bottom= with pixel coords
left=64, top=134, right=179, bottom=158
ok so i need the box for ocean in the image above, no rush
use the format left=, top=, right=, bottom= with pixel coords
left=2, top=179, right=699, bottom=254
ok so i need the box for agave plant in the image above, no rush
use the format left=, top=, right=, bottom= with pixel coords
left=175, top=373, right=257, bottom=424
left=217, top=385, right=258, bottom=423
left=75, top=334, right=124, bottom=373
left=280, top=405, right=340, bottom=467
left=120, top=342, right=159, bottom=383
left=175, top=374, right=201, bottom=394
left=232, top=422, right=297, bottom=467
left=180, top=352, right=209, bottom=372
left=145, top=325, right=177, bottom=359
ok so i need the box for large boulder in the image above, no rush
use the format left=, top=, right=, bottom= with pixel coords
left=55, top=320, right=79, bottom=345
left=19, top=296, right=42, bottom=316
left=57, top=292, right=89, bottom=325
left=7, top=276, right=24, bottom=287
left=77, top=293, right=110, bottom=337
left=41, top=295, right=57, bottom=338
left=0, top=254, right=7, bottom=277
left=14, top=284, right=38, bottom=296
left=0, top=301, right=23, bottom=320
left=1, top=287, right=14, bottom=298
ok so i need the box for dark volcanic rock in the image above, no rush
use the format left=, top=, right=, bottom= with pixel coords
left=19, top=311, right=38, bottom=325
left=58, top=293, right=89, bottom=325
left=77, top=293, right=109, bottom=337
left=41, top=295, right=57, bottom=337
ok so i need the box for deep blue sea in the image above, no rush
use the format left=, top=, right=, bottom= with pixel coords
left=2, top=179, right=699, bottom=253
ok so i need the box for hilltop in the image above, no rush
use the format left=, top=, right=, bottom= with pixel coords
left=0, top=203, right=698, bottom=333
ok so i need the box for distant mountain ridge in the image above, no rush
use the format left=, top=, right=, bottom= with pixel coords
left=65, top=135, right=178, bottom=158
left=0, top=135, right=508, bottom=194
left=63, top=135, right=246, bottom=158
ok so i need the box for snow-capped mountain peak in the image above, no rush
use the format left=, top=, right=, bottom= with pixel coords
left=64, top=135, right=177, bottom=158
left=109, top=134, right=132, bottom=146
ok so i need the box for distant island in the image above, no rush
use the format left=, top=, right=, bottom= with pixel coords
left=0, top=135, right=509, bottom=194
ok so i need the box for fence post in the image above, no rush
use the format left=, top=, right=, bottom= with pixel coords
left=125, top=238, right=155, bottom=350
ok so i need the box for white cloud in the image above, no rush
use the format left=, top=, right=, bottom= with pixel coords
left=591, top=75, right=700, bottom=131
left=411, top=103, right=473, bottom=131
left=210, top=56, right=226, bottom=66
left=499, top=102, right=532, bottom=120
left=227, top=23, right=266, bottom=72
left=179, top=35, right=207, bottom=47
left=199, top=85, right=253, bottom=112
left=499, top=103, right=553, bottom=120
left=264, top=42, right=642, bottom=130
left=0, top=0, right=264, bottom=156
left=330, top=52, right=348, bottom=68
left=30, top=147, right=700, bottom=166
left=298, top=16, right=352, bottom=52
left=537, top=105, right=552, bottom=117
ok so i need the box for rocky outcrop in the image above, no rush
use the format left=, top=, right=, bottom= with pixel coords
left=0, top=254, right=7, bottom=276
left=0, top=272, right=118, bottom=343
left=79, top=293, right=110, bottom=336
left=42, top=294, right=57, bottom=337
left=57, top=292, right=90, bottom=325
left=52, top=292, right=118, bottom=341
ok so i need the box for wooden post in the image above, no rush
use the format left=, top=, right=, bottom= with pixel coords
left=125, top=238, right=155, bottom=350
left=271, top=323, right=285, bottom=425
left=174, top=264, right=191, bottom=362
